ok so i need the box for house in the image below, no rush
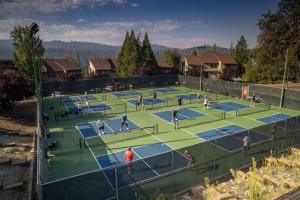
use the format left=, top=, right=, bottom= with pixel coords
left=43, top=59, right=81, bottom=81
left=0, top=59, right=17, bottom=71
left=183, top=53, right=237, bottom=79
left=157, top=60, right=176, bottom=74
left=88, top=58, right=116, bottom=78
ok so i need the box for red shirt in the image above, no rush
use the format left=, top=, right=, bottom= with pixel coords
left=124, top=150, right=134, bottom=161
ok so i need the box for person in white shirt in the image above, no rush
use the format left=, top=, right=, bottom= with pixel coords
left=85, top=100, right=90, bottom=110
left=243, top=135, right=250, bottom=153
left=77, top=103, right=82, bottom=112
left=96, top=118, right=105, bottom=135
left=203, top=95, right=208, bottom=110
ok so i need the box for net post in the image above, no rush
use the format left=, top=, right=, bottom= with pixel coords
left=79, top=138, right=81, bottom=149
left=125, top=103, right=127, bottom=113
left=171, top=151, right=174, bottom=171
left=80, top=110, right=83, bottom=119
left=115, top=167, right=119, bottom=200
left=155, top=124, right=158, bottom=134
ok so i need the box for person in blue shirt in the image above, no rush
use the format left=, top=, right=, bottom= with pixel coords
left=120, top=114, right=129, bottom=131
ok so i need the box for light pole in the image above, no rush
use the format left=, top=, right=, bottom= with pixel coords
left=280, top=48, right=289, bottom=108
left=198, top=45, right=206, bottom=91
left=30, top=22, right=43, bottom=137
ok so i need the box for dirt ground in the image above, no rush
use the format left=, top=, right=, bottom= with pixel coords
left=0, top=100, right=36, bottom=200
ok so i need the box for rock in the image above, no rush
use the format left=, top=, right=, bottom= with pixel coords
left=3, top=147, right=25, bottom=153
left=2, top=181, right=24, bottom=190
left=0, top=158, right=11, bottom=165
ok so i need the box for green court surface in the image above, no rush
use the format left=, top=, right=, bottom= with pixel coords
left=41, top=86, right=300, bottom=199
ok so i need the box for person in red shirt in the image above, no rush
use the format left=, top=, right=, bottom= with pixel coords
left=124, top=146, right=134, bottom=174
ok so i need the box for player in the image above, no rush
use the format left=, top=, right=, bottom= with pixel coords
left=251, top=93, right=256, bottom=106
left=203, top=95, right=208, bottom=110
left=153, top=90, right=157, bottom=102
left=96, top=118, right=105, bottom=135
left=120, top=113, right=129, bottom=131
left=129, top=83, right=133, bottom=90
left=77, top=103, right=82, bottom=113
left=184, top=150, right=195, bottom=168
left=171, top=110, right=178, bottom=122
left=243, top=134, right=250, bottom=154
left=124, top=146, right=134, bottom=174
left=178, top=97, right=183, bottom=110
left=137, top=94, right=144, bottom=111
left=85, top=100, right=90, bottom=110
left=84, top=91, right=87, bottom=100
left=197, top=93, right=202, bottom=102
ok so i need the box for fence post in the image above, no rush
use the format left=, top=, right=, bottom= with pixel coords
left=115, top=167, right=118, bottom=200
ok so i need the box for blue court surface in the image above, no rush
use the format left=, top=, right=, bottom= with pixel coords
left=112, top=91, right=141, bottom=97
left=94, top=143, right=189, bottom=188
left=62, top=95, right=97, bottom=103
left=154, top=87, right=178, bottom=93
left=128, top=98, right=166, bottom=106
left=196, top=125, right=270, bottom=151
left=67, top=103, right=110, bottom=114
left=153, top=108, right=204, bottom=122
left=210, top=102, right=250, bottom=112
left=257, top=114, right=291, bottom=124
left=77, top=118, right=140, bottom=138
left=177, top=93, right=199, bottom=100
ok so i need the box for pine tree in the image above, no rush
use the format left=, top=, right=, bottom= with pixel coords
left=232, top=35, right=249, bottom=77
left=117, top=31, right=130, bottom=77
left=141, top=33, right=158, bottom=74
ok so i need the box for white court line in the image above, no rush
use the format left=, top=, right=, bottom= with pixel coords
left=77, top=128, right=116, bottom=191
left=132, top=150, right=160, bottom=176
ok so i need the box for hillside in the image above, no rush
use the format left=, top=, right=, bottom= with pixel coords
left=0, top=40, right=231, bottom=66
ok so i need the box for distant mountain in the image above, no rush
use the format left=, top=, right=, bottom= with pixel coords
left=0, top=40, right=231, bottom=66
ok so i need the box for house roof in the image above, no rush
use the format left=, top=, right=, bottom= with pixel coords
left=90, top=58, right=111, bottom=70
left=185, top=53, right=219, bottom=65
left=185, top=53, right=236, bottom=65
left=44, top=59, right=81, bottom=72
left=215, top=53, right=237, bottom=64
left=0, top=59, right=16, bottom=70
left=157, top=60, right=173, bottom=68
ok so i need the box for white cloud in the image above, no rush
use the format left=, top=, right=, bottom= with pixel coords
left=77, top=18, right=88, bottom=23
left=0, top=0, right=127, bottom=17
left=0, top=17, right=219, bottom=48
left=130, top=3, right=139, bottom=7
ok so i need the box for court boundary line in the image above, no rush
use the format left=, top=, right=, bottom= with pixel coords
left=132, top=149, right=160, bottom=176
left=77, top=127, right=116, bottom=191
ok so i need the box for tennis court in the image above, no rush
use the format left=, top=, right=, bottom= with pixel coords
left=196, top=125, right=270, bottom=151
left=61, top=94, right=97, bottom=103
left=210, top=102, right=250, bottom=112
left=41, top=85, right=300, bottom=200
left=153, top=108, right=204, bottom=122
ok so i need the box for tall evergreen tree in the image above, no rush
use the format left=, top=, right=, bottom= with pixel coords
left=117, top=31, right=130, bottom=77
left=141, top=33, right=158, bottom=74
left=232, top=35, right=249, bottom=77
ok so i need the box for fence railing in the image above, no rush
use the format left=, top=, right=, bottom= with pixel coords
left=178, top=75, right=300, bottom=110
left=42, top=75, right=179, bottom=96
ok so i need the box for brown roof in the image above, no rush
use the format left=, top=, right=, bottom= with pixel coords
left=90, top=58, right=111, bottom=70
left=215, top=53, right=237, bottom=64
left=107, top=59, right=117, bottom=71
left=185, top=53, right=236, bottom=65
left=44, top=59, right=80, bottom=72
left=157, top=60, right=172, bottom=68
left=185, top=53, right=219, bottom=65
left=0, top=59, right=16, bottom=70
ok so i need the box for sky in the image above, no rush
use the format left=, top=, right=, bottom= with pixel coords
left=0, top=0, right=279, bottom=48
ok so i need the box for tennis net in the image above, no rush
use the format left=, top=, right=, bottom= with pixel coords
left=84, top=125, right=156, bottom=148
left=54, top=103, right=127, bottom=122
left=175, top=112, right=225, bottom=129
left=236, top=102, right=270, bottom=117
